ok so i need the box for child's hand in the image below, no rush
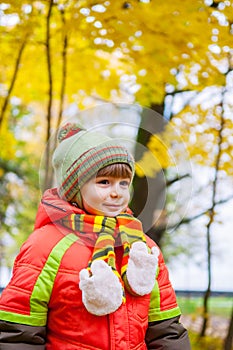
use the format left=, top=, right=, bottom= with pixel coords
left=79, top=260, right=123, bottom=316
left=126, top=242, right=159, bottom=295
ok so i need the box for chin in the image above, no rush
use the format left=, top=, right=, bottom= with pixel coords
left=104, top=210, right=122, bottom=217
left=85, top=206, right=123, bottom=217
left=100, top=211, right=117, bottom=217
left=107, top=213, right=119, bottom=217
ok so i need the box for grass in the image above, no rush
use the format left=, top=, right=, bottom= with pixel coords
left=177, top=296, right=232, bottom=349
left=177, top=296, right=232, bottom=318
left=189, top=331, right=224, bottom=350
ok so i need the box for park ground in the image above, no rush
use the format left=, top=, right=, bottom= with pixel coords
left=178, top=296, right=232, bottom=350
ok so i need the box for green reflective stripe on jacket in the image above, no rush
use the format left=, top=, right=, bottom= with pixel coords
left=0, top=233, right=78, bottom=327
left=0, top=309, right=46, bottom=326
left=30, top=233, right=78, bottom=316
left=148, top=276, right=181, bottom=322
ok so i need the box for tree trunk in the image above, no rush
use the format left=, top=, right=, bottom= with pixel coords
left=43, top=0, right=54, bottom=191
left=131, top=104, right=167, bottom=244
left=199, top=96, right=225, bottom=338
left=55, top=6, right=68, bottom=138
left=224, top=305, right=233, bottom=350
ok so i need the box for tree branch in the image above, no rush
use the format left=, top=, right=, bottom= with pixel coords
left=166, top=173, right=190, bottom=187
left=153, top=193, right=233, bottom=235
left=55, top=5, right=68, bottom=139
left=44, top=0, right=54, bottom=190
left=0, top=35, right=28, bottom=128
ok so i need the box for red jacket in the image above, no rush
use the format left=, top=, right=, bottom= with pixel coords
left=0, top=189, right=190, bottom=350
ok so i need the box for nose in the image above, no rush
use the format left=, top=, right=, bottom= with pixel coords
left=110, top=183, right=121, bottom=198
left=110, top=190, right=118, bottom=198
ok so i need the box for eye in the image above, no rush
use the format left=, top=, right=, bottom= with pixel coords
left=120, top=180, right=130, bottom=187
left=96, top=178, right=109, bottom=185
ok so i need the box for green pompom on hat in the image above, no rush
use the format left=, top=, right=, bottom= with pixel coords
left=52, top=123, right=135, bottom=206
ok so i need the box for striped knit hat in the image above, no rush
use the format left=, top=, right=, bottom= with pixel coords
left=52, top=123, right=134, bottom=205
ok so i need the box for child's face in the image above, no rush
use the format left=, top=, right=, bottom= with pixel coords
left=80, top=175, right=131, bottom=217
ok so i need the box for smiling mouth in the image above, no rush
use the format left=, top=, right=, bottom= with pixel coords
left=104, top=204, right=122, bottom=209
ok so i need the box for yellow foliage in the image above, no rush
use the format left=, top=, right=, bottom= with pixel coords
left=0, top=0, right=233, bottom=179
left=1, top=0, right=231, bottom=111
left=171, top=104, right=233, bottom=175
left=135, top=131, right=174, bottom=178
left=0, top=122, right=16, bottom=160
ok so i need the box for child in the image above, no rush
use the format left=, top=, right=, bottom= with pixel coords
left=0, top=123, right=191, bottom=349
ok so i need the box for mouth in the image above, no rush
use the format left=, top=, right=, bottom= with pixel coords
left=104, top=204, right=122, bottom=210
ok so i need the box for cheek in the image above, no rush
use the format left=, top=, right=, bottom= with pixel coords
left=85, top=188, right=106, bottom=203
left=124, top=191, right=130, bottom=204
left=95, top=187, right=109, bottom=199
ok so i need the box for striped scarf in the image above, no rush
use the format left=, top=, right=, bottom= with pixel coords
left=62, top=212, right=147, bottom=298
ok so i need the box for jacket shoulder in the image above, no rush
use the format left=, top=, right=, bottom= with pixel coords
left=145, top=234, right=159, bottom=249
left=15, top=224, right=66, bottom=267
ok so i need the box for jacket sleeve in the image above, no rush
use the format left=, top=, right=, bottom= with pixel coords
left=0, top=320, right=46, bottom=350
left=146, top=238, right=181, bottom=322
left=145, top=316, right=191, bottom=350
left=0, top=229, right=51, bottom=348
left=145, top=237, right=191, bottom=349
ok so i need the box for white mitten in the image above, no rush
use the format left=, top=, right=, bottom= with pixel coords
left=126, top=242, right=159, bottom=295
left=79, top=260, right=123, bottom=316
